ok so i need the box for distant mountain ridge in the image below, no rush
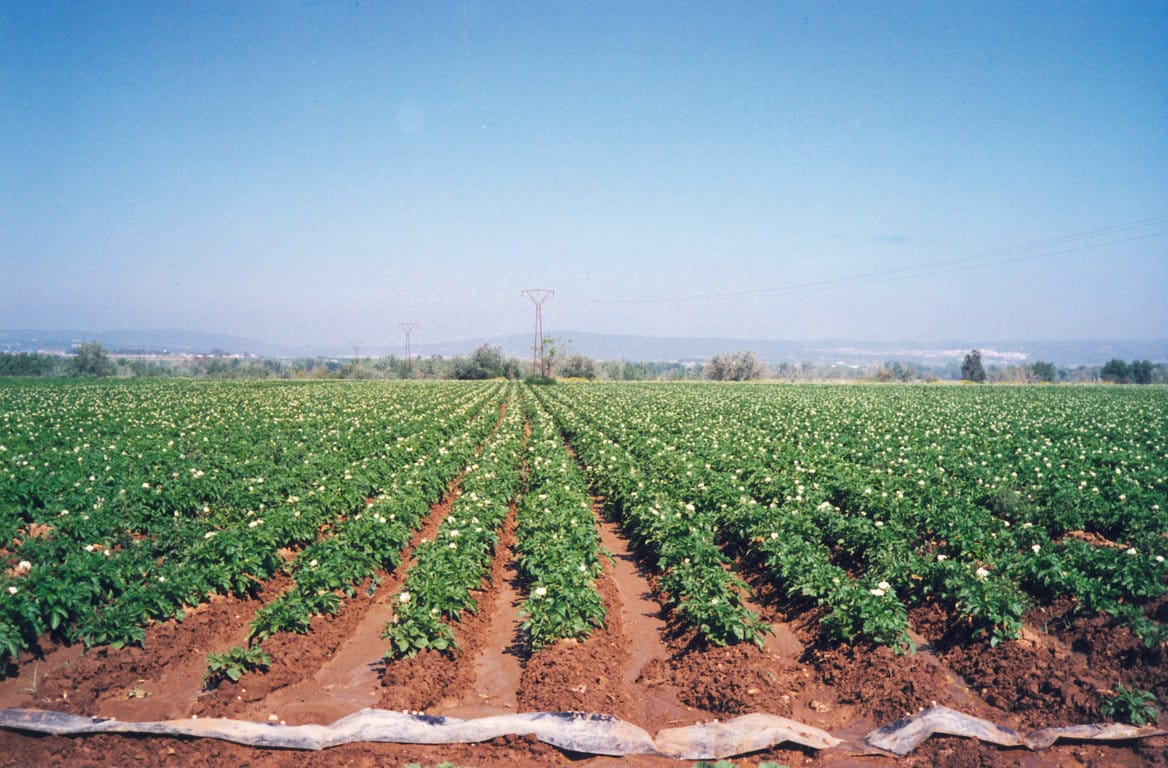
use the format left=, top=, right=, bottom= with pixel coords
left=0, top=329, right=300, bottom=357
left=2, top=328, right=1165, bottom=367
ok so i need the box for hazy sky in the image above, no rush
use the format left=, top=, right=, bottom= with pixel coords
left=3, top=1, right=1166, bottom=347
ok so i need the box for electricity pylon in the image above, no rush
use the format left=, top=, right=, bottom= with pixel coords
left=399, top=322, right=416, bottom=374
left=521, top=289, right=554, bottom=377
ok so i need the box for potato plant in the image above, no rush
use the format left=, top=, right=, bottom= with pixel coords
left=0, top=380, right=504, bottom=661
left=2, top=379, right=1164, bottom=674
left=514, top=396, right=606, bottom=649
left=542, top=382, right=1167, bottom=650
left=382, top=387, right=525, bottom=659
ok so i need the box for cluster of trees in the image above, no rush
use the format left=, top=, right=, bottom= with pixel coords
left=961, top=350, right=1055, bottom=383
left=0, top=342, right=117, bottom=378
left=705, top=350, right=762, bottom=381
left=873, top=361, right=934, bottom=383
left=448, top=344, right=522, bottom=380
left=892, top=353, right=1163, bottom=385
left=0, top=343, right=533, bottom=382
left=596, top=359, right=702, bottom=380
left=1100, top=358, right=1157, bottom=384
left=0, top=352, right=60, bottom=377
left=558, top=354, right=598, bottom=379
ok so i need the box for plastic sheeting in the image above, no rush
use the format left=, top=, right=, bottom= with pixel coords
left=865, top=705, right=1165, bottom=756
left=0, top=706, right=1162, bottom=759
left=0, top=708, right=838, bottom=759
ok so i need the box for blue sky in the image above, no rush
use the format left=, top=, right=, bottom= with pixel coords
left=2, top=1, right=1166, bottom=348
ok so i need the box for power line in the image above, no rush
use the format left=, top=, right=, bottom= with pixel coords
left=559, top=215, right=1168, bottom=306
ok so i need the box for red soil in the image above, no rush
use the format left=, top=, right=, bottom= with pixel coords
left=0, top=494, right=1164, bottom=767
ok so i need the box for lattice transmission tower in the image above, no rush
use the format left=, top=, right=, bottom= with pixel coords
left=521, top=289, right=554, bottom=377
left=399, top=322, right=416, bottom=374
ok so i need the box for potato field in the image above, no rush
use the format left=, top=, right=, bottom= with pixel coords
left=0, top=379, right=1165, bottom=767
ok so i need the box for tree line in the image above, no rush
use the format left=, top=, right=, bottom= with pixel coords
left=1, top=342, right=1163, bottom=384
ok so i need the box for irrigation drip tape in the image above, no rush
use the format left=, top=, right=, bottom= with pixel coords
left=0, top=706, right=1162, bottom=759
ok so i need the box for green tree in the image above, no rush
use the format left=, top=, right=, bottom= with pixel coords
left=1101, top=358, right=1131, bottom=384
left=0, top=352, right=59, bottom=377
left=598, top=359, right=622, bottom=380
left=472, top=344, right=505, bottom=377
left=558, top=354, right=597, bottom=379
left=1131, top=359, right=1154, bottom=385
left=961, top=349, right=986, bottom=383
left=539, top=336, right=562, bottom=378
left=71, top=341, right=116, bottom=377
left=415, top=355, right=443, bottom=379
left=451, top=355, right=488, bottom=380
left=452, top=344, right=520, bottom=380
left=707, top=351, right=762, bottom=381
left=1030, top=361, right=1057, bottom=383
left=888, top=361, right=917, bottom=382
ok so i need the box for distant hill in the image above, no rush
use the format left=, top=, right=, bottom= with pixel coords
left=0, top=329, right=298, bottom=357
left=3, top=328, right=1165, bottom=367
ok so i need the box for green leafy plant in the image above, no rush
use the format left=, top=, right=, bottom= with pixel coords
left=74, top=601, right=148, bottom=649
left=248, top=594, right=313, bottom=643
left=821, top=582, right=912, bottom=652
left=204, top=646, right=271, bottom=688
left=1100, top=684, right=1159, bottom=726
left=954, top=575, right=1026, bottom=647
left=513, top=401, right=610, bottom=649
left=519, top=575, right=607, bottom=649
left=382, top=603, right=459, bottom=659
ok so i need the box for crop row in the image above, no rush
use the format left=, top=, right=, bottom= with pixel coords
left=2, top=380, right=1165, bottom=667
left=0, top=381, right=504, bottom=661
left=513, top=394, right=606, bottom=649
left=545, top=383, right=1168, bottom=650
left=246, top=388, right=502, bottom=644
left=382, top=387, right=525, bottom=659
left=535, top=387, right=771, bottom=647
